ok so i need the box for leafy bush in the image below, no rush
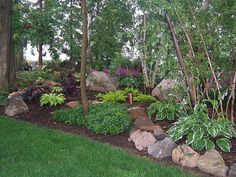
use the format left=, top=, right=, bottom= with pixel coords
left=148, top=101, right=187, bottom=120
left=119, top=76, right=142, bottom=88
left=167, top=104, right=236, bottom=152
left=133, top=94, right=156, bottom=103
left=85, top=103, right=132, bottom=135
left=51, top=86, right=63, bottom=93
left=122, top=87, right=141, bottom=96
left=97, top=91, right=127, bottom=102
left=17, top=70, right=55, bottom=88
left=0, top=89, right=9, bottom=106
left=53, top=106, right=85, bottom=125
left=40, top=93, right=66, bottom=107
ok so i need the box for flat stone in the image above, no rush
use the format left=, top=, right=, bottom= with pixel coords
left=228, top=163, right=236, bottom=177
left=128, top=106, right=148, bottom=120
left=130, top=129, right=156, bottom=151
left=197, top=150, right=228, bottom=177
left=134, top=117, right=154, bottom=129
left=172, top=144, right=200, bottom=168
left=65, top=101, right=80, bottom=108
left=148, top=137, right=176, bottom=160
left=139, top=125, right=161, bottom=132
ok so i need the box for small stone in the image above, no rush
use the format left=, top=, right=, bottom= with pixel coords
left=5, top=96, right=28, bottom=117
left=228, top=163, right=236, bottom=177
left=65, top=101, right=80, bottom=108
left=128, top=106, right=148, bottom=120
left=153, top=127, right=165, bottom=137
left=139, top=125, right=161, bottom=132
left=148, top=137, right=176, bottom=159
left=130, top=129, right=156, bottom=151
left=197, top=150, right=228, bottom=177
left=172, top=144, right=200, bottom=168
left=134, top=117, right=154, bottom=129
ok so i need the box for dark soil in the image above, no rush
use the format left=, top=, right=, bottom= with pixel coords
left=0, top=91, right=235, bottom=177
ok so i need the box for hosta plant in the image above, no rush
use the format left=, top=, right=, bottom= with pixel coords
left=40, top=93, right=66, bottom=107
left=97, top=91, right=127, bottom=102
left=122, top=87, right=141, bottom=96
left=167, top=103, right=236, bottom=152
left=148, top=101, right=187, bottom=120
left=51, top=86, right=63, bottom=93
left=133, top=94, right=156, bottom=103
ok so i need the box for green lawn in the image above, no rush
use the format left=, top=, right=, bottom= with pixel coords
left=0, top=117, right=197, bottom=177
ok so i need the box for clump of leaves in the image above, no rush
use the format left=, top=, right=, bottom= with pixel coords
left=122, top=87, right=141, bottom=96
left=148, top=101, right=187, bottom=120
left=85, top=103, right=132, bottom=135
left=133, top=94, right=156, bottom=103
left=53, top=106, right=85, bottom=125
left=167, top=103, right=236, bottom=152
left=97, top=91, right=127, bottom=102
left=0, top=89, right=9, bottom=106
left=119, top=76, right=142, bottom=88
left=40, top=93, right=66, bottom=107
left=51, top=86, right=63, bottom=93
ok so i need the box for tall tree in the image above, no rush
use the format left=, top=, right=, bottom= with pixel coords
left=80, top=0, right=89, bottom=116
left=0, top=0, right=12, bottom=89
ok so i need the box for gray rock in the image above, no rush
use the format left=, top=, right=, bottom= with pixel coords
left=5, top=96, right=28, bottom=117
left=134, top=117, right=154, bottom=129
left=228, top=163, right=236, bottom=177
left=172, top=144, right=200, bottom=168
left=86, top=71, right=118, bottom=92
left=153, top=127, right=165, bottom=138
left=197, top=150, right=228, bottom=177
left=148, top=137, right=177, bottom=159
left=130, top=129, right=156, bottom=151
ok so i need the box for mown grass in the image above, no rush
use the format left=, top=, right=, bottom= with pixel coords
left=0, top=117, right=197, bottom=177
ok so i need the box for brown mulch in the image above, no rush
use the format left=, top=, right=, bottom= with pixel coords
left=0, top=92, right=235, bottom=177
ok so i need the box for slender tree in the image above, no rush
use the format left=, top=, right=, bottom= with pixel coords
left=80, top=0, right=89, bottom=116
left=38, top=0, right=43, bottom=69
left=0, top=0, right=12, bottom=89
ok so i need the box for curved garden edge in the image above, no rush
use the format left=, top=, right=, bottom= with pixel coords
left=0, top=105, right=209, bottom=177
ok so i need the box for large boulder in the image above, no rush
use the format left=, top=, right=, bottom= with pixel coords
left=134, top=117, right=154, bottom=129
left=151, top=79, right=177, bottom=100
left=197, top=150, right=228, bottom=177
left=5, top=96, right=28, bottom=117
left=129, top=129, right=156, bottom=151
left=128, top=106, right=148, bottom=120
left=86, top=71, right=118, bottom=92
left=148, top=137, right=176, bottom=160
left=172, top=144, right=200, bottom=168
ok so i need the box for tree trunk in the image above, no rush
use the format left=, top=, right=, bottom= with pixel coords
left=165, top=12, right=197, bottom=106
left=38, top=0, right=43, bottom=69
left=80, top=0, right=89, bottom=116
left=0, top=0, right=12, bottom=89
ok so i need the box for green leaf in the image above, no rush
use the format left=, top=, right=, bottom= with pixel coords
left=208, top=126, right=218, bottom=137
left=193, top=130, right=204, bottom=142
left=192, top=139, right=205, bottom=151
left=216, top=138, right=232, bottom=152
left=186, top=133, right=194, bottom=145
left=205, top=139, right=215, bottom=150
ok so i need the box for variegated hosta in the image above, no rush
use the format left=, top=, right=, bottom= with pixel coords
left=167, top=104, right=236, bottom=152
left=40, top=93, right=66, bottom=107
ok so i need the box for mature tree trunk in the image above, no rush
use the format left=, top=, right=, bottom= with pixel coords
left=80, top=0, right=89, bottom=116
left=165, top=13, right=197, bottom=106
left=0, top=0, right=12, bottom=89
left=15, top=46, right=24, bottom=70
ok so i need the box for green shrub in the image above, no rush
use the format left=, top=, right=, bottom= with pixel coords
left=148, top=101, right=187, bottom=120
left=122, top=87, right=141, bottom=96
left=51, top=86, right=63, bottom=93
left=85, top=103, right=132, bottom=135
left=53, top=106, right=85, bottom=125
left=119, top=76, right=142, bottom=88
left=40, top=93, right=66, bottom=107
left=167, top=103, right=236, bottom=152
left=0, top=89, right=9, bottom=106
left=17, top=70, right=55, bottom=88
left=97, top=91, right=127, bottom=102
left=133, top=94, right=156, bottom=103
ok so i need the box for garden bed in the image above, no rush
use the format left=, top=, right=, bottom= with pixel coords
left=0, top=91, right=236, bottom=177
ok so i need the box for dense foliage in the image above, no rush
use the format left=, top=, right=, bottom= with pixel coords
left=167, top=104, right=236, bottom=152
left=40, top=93, right=65, bottom=107
left=85, top=103, right=132, bottom=135
left=53, top=106, right=85, bottom=125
